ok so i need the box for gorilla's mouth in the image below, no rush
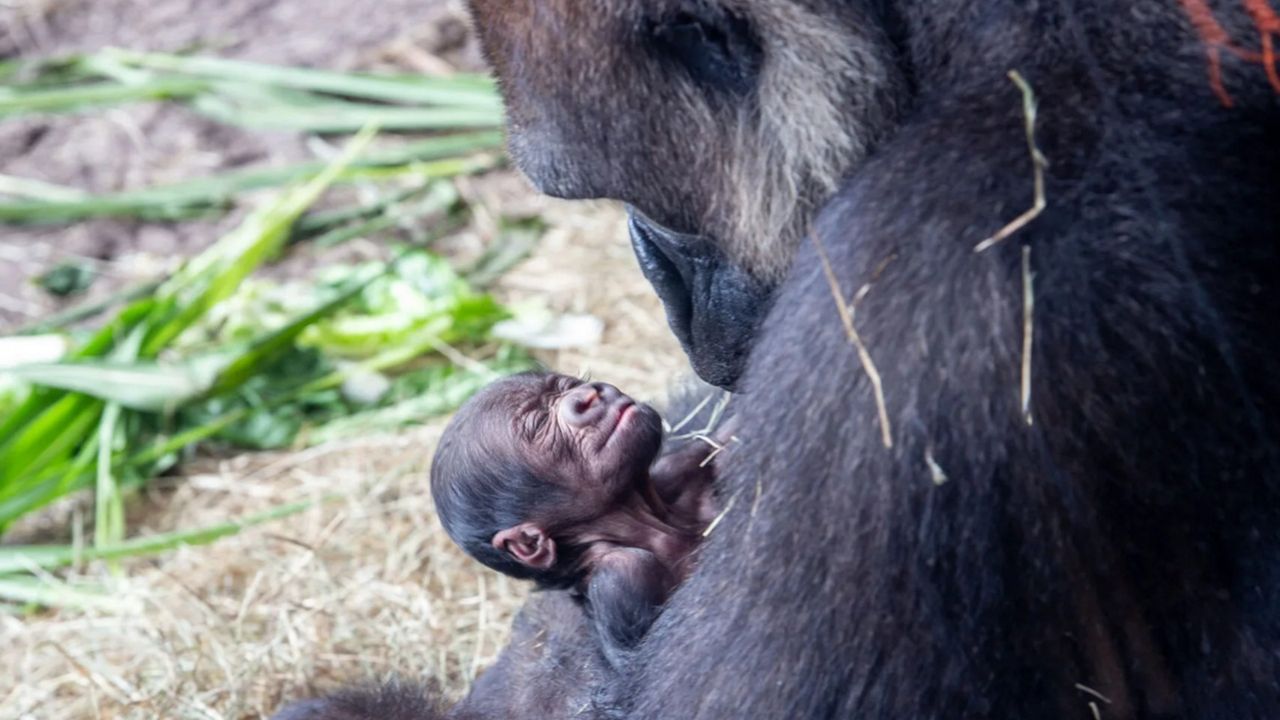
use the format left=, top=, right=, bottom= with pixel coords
left=626, top=209, right=698, bottom=349
left=626, top=207, right=773, bottom=391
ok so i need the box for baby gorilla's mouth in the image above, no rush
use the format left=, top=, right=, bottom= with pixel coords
left=601, top=399, right=637, bottom=448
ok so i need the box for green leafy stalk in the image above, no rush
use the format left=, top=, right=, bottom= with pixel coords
left=204, top=268, right=383, bottom=397
left=141, top=124, right=381, bottom=356
left=8, top=358, right=225, bottom=412
left=0, top=135, right=501, bottom=224
left=0, top=77, right=207, bottom=117
left=0, top=128, right=378, bottom=531
left=193, top=95, right=501, bottom=133
left=0, top=501, right=312, bottom=575
left=94, top=402, right=126, bottom=550
left=0, top=429, right=100, bottom=529
left=100, top=48, right=501, bottom=108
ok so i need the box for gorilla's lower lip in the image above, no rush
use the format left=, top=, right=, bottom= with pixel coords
left=626, top=205, right=766, bottom=391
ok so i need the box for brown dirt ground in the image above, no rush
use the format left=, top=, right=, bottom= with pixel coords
left=0, top=2, right=687, bottom=718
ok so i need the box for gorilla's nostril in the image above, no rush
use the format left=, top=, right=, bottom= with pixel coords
left=593, top=383, right=620, bottom=402
left=573, top=390, right=599, bottom=416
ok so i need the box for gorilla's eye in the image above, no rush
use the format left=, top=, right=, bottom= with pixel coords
left=650, top=9, right=763, bottom=98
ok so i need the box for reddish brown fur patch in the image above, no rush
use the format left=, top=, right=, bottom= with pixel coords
left=1178, top=0, right=1280, bottom=106
left=1243, top=0, right=1280, bottom=91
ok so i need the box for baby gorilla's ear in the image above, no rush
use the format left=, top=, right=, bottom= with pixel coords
left=492, top=523, right=557, bottom=570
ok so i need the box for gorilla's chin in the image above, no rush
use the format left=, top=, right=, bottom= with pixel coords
left=626, top=208, right=774, bottom=391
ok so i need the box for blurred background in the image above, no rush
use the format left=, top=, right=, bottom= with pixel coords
left=0, top=1, right=685, bottom=717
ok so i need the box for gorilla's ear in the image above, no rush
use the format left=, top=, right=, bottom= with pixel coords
left=493, top=524, right=557, bottom=570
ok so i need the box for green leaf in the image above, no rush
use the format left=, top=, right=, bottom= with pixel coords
left=36, top=261, right=97, bottom=297
left=204, top=269, right=380, bottom=397
left=141, top=124, right=380, bottom=357
left=192, top=92, right=501, bottom=133
left=0, top=77, right=207, bottom=117
left=94, top=328, right=143, bottom=550
left=0, top=501, right=312, bottom=574
left=101, top=48, right=502, bottom=109
left=302, top=355, right=533, bottom=446
left=0, top=134, right=500, bottom=225
left=215, top=408, right=302, bottom=450
left=0, top=427, right=100, bottom=529
left=94, top=402, right=126, bottom=550
left=7, top=357, right=225, bottom=412
left=0, top=395, right=102, bottom=489
left=0, top=375, right=28, bottom=418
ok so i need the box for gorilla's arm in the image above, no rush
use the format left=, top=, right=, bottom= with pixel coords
left=620, top=68, right=1280, bottom=719
left=587, top=548, right=674, bottom=672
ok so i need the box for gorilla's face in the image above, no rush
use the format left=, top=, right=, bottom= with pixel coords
left=467, top=0, right=904, bottom=388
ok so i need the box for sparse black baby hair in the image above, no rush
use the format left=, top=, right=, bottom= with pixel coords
left=431, top=372, right=585, bottom=590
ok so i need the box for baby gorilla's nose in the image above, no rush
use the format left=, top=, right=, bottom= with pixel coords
left=559, top=382, right=629, bottom=428
left=561, top=384, right=605, bottom=426
left=593, top=382, right=622, bottom=402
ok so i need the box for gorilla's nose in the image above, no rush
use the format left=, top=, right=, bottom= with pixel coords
left=560, top=385, right=604, bottom=426
left=593, top=382, right=622, bottom=403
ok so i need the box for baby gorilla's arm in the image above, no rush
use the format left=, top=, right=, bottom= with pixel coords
left=650, top=391, right=736, bottom=522
left=586, top=547, right=675, bottom=671
left=648, top=439, right=721, bottom=526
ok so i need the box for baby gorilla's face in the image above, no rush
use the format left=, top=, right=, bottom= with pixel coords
left=508, top=374, right=664, bottom=515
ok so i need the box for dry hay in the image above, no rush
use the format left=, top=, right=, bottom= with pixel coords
left=1, top=197, right=687, bottom=720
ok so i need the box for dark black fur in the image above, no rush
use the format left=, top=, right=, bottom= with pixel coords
left=447, top=591, right=614, bottom=720
left=278, top=0, right=1280, bottom=717
left=618, top=4, right=1280, bottom=718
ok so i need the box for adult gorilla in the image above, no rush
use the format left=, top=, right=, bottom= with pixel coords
left=278, top=1, right=1280, bottom=718
left=465, top=0, right=1280, bottom=717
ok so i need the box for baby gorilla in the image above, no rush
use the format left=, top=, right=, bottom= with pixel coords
left=431, top=372, right=720, bottom=668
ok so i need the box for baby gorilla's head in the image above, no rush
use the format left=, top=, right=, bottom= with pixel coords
left=431, top=371, right=664, bottom=588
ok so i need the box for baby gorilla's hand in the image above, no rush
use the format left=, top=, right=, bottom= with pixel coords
left=586, top=548, right=675, bottom=670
